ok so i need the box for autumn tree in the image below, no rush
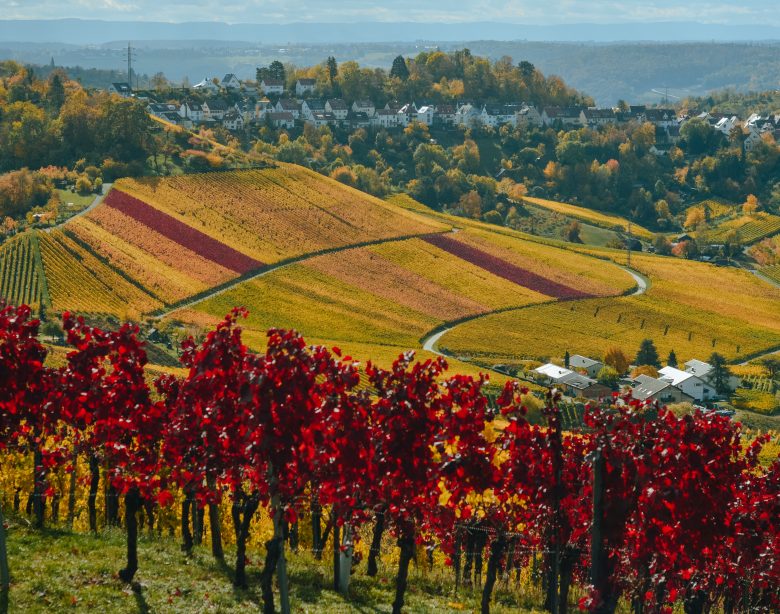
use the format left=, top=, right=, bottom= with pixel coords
left=603, top=347, right=630, bottom=375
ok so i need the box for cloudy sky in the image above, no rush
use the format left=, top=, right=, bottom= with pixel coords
left=0, top=0, right=777, bottom=25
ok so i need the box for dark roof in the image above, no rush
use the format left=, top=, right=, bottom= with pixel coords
left=644, top=109, right=676, bottom=122
left=111, top=82, right=132, bottom=93
left=261, top=79, right=285, bottom=86
left=277, top=98, right=302, bottom=111
left=436, top=104, right=456, bottom=114
left=558, top=372, right=597, bottom=390
left=631, top=375, right=670, bottom=401
left=205, top=98, right=228, bottom=111
left=268, top=111, right=294, bottom=120
left=327, top=98, right=348, bottom=110
left=544, top=106, right=583, bottom=118
left=348, top=111, right=370, bottom=121
left=304, top=99, right=326, bottom=110
left=222, top=73, right=239, bottom=82
left=297, top=78, right=316, bottom=85
left=583, top=108, right=616, bottom=120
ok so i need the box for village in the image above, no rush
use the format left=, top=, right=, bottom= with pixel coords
left=533, top=353, right=741, bottom=411
left=107, top=74, right=780, bottom=153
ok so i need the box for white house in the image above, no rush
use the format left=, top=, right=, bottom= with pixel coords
left=516, top=104, right=543, bottom=127
left=744, top=127, right=764, bottom=152
left=455, top=103, right=479, bottom=128
left=275, top=99, right=302, bottom=119
left=632, top=374, right=695, bottom=404
left=396, top=103, right=417, bottom=127
left=308, top=112, right=337, bottom=128
left=534, top=363, right=573, bottom=384
left=415, top=105, right=435, bottom=126
left=295, top=78, right=317, bottom=96
left=202, top=98, right=228, bottom=121
left=179, top=101, right=204, bottom=122
left=267, top=111, right=295, bottom=129
left=372, top=108, right=399, bottom=129
left=148, top=103, right=178, bottom=118
left=658, top=366, right=715, bottom=402
left=109, top=82, right=133, bottom=98
left=221, top=73, right=242, bottom=90
left=302, top=99, right=326, bottom=121
left=643, top=109, right=678, bottom=129
left=581, top=108, right=617, bottom=127
left=325, top=99, right=349, bottom=121
left=260, top=79, right=285, bottom=96
left=569, top=355, right=605, bottom=378
left=435, top=104, right=457, bottom=127
left=684, top=359, right=741, bottom=392
left=223, top=109, right=245, bottom=131
left=352, top=100, right=376, bottom=117
left=541, top=106, right=584, bottom=127
left=193, top=77, right=219, bottom=92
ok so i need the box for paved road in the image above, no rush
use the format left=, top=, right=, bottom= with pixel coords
left=44, top=184, right=112, bottom=233
left=420, top=264, right=649, bottom=358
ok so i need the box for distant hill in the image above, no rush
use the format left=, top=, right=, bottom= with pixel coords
left=2, top=19, right=780, bottom=45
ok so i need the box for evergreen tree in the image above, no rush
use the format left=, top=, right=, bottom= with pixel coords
left=564, top=350, right=570, bottom=369
left=390, top=55, right=410, bottom=81
left=326, top=56, right=338, bottom=85
left=636, top=339, right=660, bottom=368
left=708, top=352, right=731, bottom=395
left=667, top=350, right=678, bottom=368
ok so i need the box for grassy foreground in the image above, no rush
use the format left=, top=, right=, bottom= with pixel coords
left=2, top=515, right=549, bottom=613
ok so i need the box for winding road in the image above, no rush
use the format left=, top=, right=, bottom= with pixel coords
left=420, top=263, right=649, bottom=359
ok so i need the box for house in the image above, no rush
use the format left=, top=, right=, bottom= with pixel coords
left=256, top=97, right=273, bottom=119
left=684, top=359, right=741, bottom=391
left=643, top=109, right=678, bottom=129
left=415, top=105, right=435, bottom=126
left=148, top=103, right=178, bottom=118
left=455, top=103, right=479, bottom=128
left=581, top=108, right=617, bottom=127
left=161, top=111, right=187, bottom=127
left=179, top=101, right=205, bottom=122
left=259, top=79, right=285, bottom=96
left=347, top=111, right=371, bottom=130
left=534, top=363, right=573, bottom=384
left=192, top=78, right=219, bottom=92
left=223, top=109, right=245, bottom=131
left=267, top=111, right=295, bottom=129
left=435, top=104, right=457, bottom=127
left=658, top=366, right=715, bottom=402
left=109, top=82, right=133, bottom=98
left=302, top=99, right=326, bottom=120
left=397, top=103, right=417, bottom=127
left=203, top=98, right=229, bottom=121
left=275, top=99, right=302, bottom=119
left=308, top=112, right=337, bottom=128
left=713, top=115, right=740, bottom=135
left=631, top=374, right=695, bottom=404
left=295, top=78, right=317, bottom=96
left=541, top=106, right=584, bottom=127
left=373, top=108, right=399, bottom=129
left=557, top=372, right=611, bottom=400
left=744, top=127, right=764, bottom=152
left=221, top=73, right=242, bottom=90
left=480, top=104, right=520, bottom=128
left=568, top=355, right=605, bottom=378
left=352, top=100, right=376, bottom=117
left=515, top=104, right=543, bottom=127
left=325, top=99, right=349, bottom=121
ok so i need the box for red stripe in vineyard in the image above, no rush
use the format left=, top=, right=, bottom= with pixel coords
left=0, top=300, right=778, bottom=614
left=103, top=190, right=264, bottom=274
left=423, top=233, right=593, bottom=299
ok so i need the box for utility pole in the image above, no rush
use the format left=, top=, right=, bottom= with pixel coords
left=126, top=42, right=135, bottom=88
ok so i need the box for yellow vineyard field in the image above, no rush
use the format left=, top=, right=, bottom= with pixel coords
left=115, top=164, right=446, bottom=264
left=699, top=212, right=780, bottom=244
left=38, top=231, right=161, bottom=318
left=523, top=196, right=654, bottom=239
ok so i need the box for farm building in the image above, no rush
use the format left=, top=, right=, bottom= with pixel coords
left=568, top=354, right=604, bottom=378
left=631, top=374, right=695, bottom=404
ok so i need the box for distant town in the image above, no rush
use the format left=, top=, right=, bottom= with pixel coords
left=106, top=73, right=780, bottom=155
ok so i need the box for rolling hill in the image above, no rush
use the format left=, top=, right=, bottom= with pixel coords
left=2, top=162, right=779, bottom=375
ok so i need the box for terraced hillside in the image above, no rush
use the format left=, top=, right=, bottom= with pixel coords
left=0, top=232, right=46, bottom=309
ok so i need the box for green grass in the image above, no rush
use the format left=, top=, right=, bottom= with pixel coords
left=3, top=516, right=549, bottom=613
left=56, top=189, right=96, bottom=215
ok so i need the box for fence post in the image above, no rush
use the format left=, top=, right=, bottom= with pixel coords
left=1, top=503, right=11, bottom=614
left=590, top=447, right=606, bottom=612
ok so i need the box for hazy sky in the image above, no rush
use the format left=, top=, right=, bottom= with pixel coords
left=1, top=0, right=778, bottom=25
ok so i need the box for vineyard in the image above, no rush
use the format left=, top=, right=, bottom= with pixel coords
left=0, top=233, right=46, bottom=309
left=685, top=198, right=736, bottom=222
left=0, top=304, right=778, bottom=614
left=522, top=196, right=654, bottom=240
left=700, top=212, right=780, bottom=244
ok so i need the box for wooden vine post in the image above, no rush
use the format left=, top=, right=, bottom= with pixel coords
left=0, top=502, right=10, bottom=614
